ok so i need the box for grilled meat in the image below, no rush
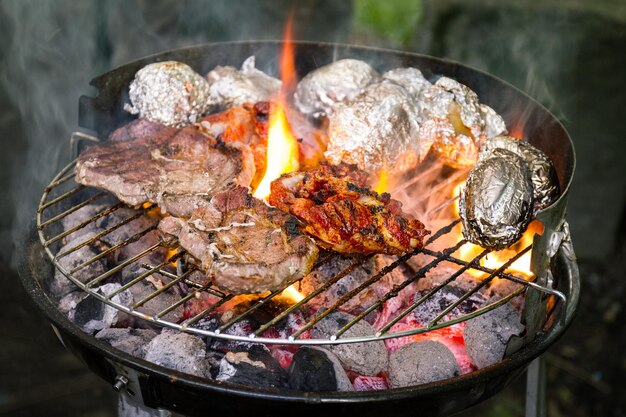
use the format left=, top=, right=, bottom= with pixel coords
left=75, top=119, right=254, bottom=217
left=269, top=168, right=430, bottom=255
left=158, top=187, right=319, bottom=294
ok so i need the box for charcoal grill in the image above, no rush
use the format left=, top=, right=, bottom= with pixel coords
left=20, top=41, right=579, bottom=417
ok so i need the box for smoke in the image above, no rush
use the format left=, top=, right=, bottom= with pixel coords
left=0, top=0, right=354, bottom=268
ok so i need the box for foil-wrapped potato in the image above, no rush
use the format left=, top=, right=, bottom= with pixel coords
left=124, top=61, right=212, bottom=127
left=460, top=148, right=534, bottom=249
left=479, top=135, right=560, bottom=210
left=325, top=81, right=420, bottom=175
left=294, top=59, right=379, bottom=118
left=206, top=56, right=281, bottom=108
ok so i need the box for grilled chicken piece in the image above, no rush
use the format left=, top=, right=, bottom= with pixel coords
left=269, top=168, right=430, bottom=255
left=158, top=187, right=319, bottom=294
left=75, top=119, right=254, bottom=217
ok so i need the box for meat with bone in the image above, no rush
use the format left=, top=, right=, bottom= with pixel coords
left=158, top=187, right=319, bottom=294
left=269, top=167, right=430, bottom=255
left=75, top=118, right=254, bottom=217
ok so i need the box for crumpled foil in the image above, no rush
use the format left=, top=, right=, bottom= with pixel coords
left=294, top=59, right=379, bottom=118
left=124, top=61, right=212, bottom=127
left=325, top=80, right=420, bottom=174
left=382, top=67, right=432, bottom=117
left=460, top=148, right=534, bottom=250
left=206, top=56, right=281, bottom=108
left=478, top=135, right=560, bottom=210
left=479, top=104, right=508, bottom=139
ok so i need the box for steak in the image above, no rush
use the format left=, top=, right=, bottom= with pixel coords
left=158, top=187, right=319, bottom=294
left=75, top=119, right=255, bottom=216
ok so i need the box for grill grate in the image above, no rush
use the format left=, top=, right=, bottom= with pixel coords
left=37, top=158, right=567, bottom=346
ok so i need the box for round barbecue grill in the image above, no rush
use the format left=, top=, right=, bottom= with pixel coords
left=20, top=41, right=579, bottom=417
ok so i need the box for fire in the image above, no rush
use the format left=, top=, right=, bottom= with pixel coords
left=252, top=105, right=300, bottom=200
left=251, top=9, right=300, bottom=200
left=374, top=170, right=389, bottom=194
left=452, top=181, right=541, bottom=279
left=281, top=284, right=305, bottom=303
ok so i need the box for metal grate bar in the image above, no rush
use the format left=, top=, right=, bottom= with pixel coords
left=252, top=257, right=371, bottom=337
left=376, top=247, right=490, bottom=336
left=132, top=268, right=197, bottom=309
left=150, top=266, right=227, bottom=298
left=45, top=171, right=77, bottom=191
left=333, top=240, right=469, bottom=339
left=68, top=225, right=157, bottom=274
left=181, top=294, right=235, bottom=329
left=287, top=224, right=463, bottom=340
left=39, top=184, right=85, bottom=212
left=57, top=208, right=156, bottom=260
left=105, top=252, right=183, bottom=300
left=84, top=242, right=162, bottom=288
left=428, top=245, right=532, bottom=326
left=40, top=192, right=108, bottom=228
left=217, top=253, right=334, bottom=334
left=44, top=202, right=126, bottom=246
left=154, top=283, right=213, bottom=319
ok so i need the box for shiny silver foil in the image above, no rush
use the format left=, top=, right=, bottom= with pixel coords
left=479, top=135, right=560, bottom=210
left=480, top=104, right=508, bottom=139
left=124, top=61, right=212, bottom=128
left=434, top=77, right=483, bottom=132
left=382, top=67, right=432, bottom=118
left=460, top=148, right=534, bottom=250
left=294, top=59, right=379, bottom=118
left=325, top=81, right=420, bottom=174
left=205, top=56, right=281, bottom=108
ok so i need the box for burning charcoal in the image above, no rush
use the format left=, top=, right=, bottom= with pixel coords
left=352, top=375, right=389, bottom=391
left=49, top=232, right=107, bottom=299
left=95, top=206, right=156, bottom=248
left=206, top=56, right=281, bottom=108
left=121, top=264, right=184, bottom=324
left=311, top=311, right=388, bottom=376
left=295, top=59, right=379, bottom=118
left=387, top=341, right=460, bottom=387
left=410, top=286, right=486, bottom=324
left=459, top=148, right=534, bottom=250
left=326, top=81, right=421, bottom=175
left=478, top=135, right=560, bottom=211
left=216, top=345, right=288, bottom=389
left=144, top=329, right=211, bottom=378
left=60, top=200, right=112, bottom=242
left=124, top=61, right=212, bottom=127
left=73, top=283, right=134, bottom=334
left=288, top=347, right=353, bottom=392
left=95, top=328, right=158, bottom=358
left=485, top=278, right=526, bottom=311
left=414, top=266, right=478, bottom=293
left=463, top=303, right=524, bottom=369
left=299, top=254, right=375, bottom=312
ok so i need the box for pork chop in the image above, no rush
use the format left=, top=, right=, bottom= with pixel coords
left=75, top=119, right=255, bottom=216
left=158, top=187, right=319, bottom=294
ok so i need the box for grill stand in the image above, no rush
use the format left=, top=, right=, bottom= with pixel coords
left=526, top=357, right=546, bottom=417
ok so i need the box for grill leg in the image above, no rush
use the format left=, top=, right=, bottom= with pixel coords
left=118, top=391, right=184, bottom=417
left=525, top=356, right=546, bottom=417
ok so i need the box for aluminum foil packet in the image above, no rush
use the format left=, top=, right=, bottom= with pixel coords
left=294, top=59, right=379, bottom=118
left=124, top=61, right=212, bottom=127
left=325, top=81, right=420, bottom=175
left=479, top=135, right=560, bottom=210
left=460, top=148, right=534, bottom=250
left=206, top=56, right=281, bottom=108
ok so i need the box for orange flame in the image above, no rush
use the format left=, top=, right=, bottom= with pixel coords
left=453, top=182, right=541, bottom=279
left=280, top=284, right=305, bottom=304
left=251, top=10, right=300, bottom=200
left=373, top=170, right=389, bottom=194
